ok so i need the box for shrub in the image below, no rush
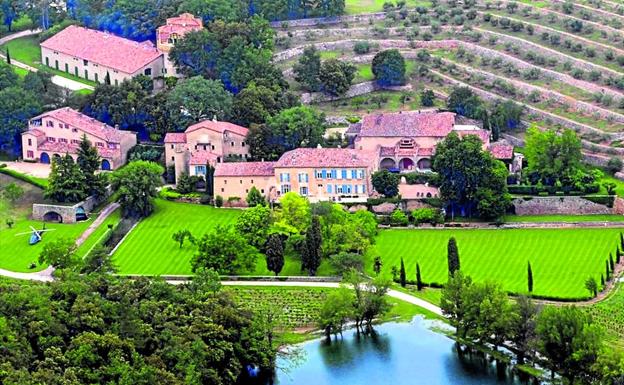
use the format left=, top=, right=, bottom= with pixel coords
left=412, top=208, right=444, bottom=226
left=354, top=41, right=373, bottom=54
left=607, top=157, right=623, bottom=174
left=390, top=209, right=409, bottom=226
left=215, top=195, right=224, bottom=208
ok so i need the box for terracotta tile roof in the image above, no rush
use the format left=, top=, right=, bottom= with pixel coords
left=275, top=148, right=373, bottom=168
left=189, top=150, right=218, bottom=165
left=22, top=129, right=45, bottom=137
left=454, top=128, right=490, bottom=144
left=30, top=107, right=124, bottom=143
left=379, top=146, right=396, bottom=156
left=157, top=13, right=203, bottom=44
left=38, top=141, right=116, bottom=158
left=164, top=132, right=187, bottom=143
left=186, top=119, right=249, bottom=137
left=489, top=143, right=514, bottom=160
left=40, top=25, right=162, bottom=74
left=359, top=111, right=456, bottom=137
left=214, top=161, right=276, bottom=177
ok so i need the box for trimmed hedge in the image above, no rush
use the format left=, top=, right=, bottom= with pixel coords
left=508, top=184, right=597, bottom=196
left=0, top=165, right=48, bottom=189
left=583, top=195, right=615, bottom=208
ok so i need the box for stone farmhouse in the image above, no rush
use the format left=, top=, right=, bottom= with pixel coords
left=215, top=148, right=374, bottom=204
left=21, top=107, right=137, bottom=170
left=211, top=110, right=521, bottom=205
left=40, top=13, right=202, bottom=85
left=164, top=119, right=250, bottom=181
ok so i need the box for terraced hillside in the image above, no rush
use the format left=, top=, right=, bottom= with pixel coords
left=273, top=0, right=624, bottom=168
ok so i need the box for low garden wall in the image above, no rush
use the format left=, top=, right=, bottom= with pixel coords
left=32, top=195, right=100, bottom=224
left=513, top=196, right=614, bottom=215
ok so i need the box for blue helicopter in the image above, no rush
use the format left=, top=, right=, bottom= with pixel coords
left=14, top=225, right=56, bottom=245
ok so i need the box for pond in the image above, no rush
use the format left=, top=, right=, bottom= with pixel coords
left=268, top=317, right=533, bottom=385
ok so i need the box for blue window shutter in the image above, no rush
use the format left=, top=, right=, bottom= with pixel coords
left=322, top=169, right=326, bottom=178
left=362, top=184, right=366, bottom=193
left=327, top=184, right=332, bottom=193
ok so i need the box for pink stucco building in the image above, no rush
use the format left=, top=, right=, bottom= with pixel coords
left=21, top=107, right=137, bottom=170
left=40, top=13, right=203, bottom=84
left=164, top=119, right=250, bottom=181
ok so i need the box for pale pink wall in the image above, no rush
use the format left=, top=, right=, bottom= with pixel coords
left=215, top=175, right=274, bottom=202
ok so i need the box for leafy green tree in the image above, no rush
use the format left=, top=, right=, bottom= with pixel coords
left=76, top=135, right=107, bottom=197
left=192, top=224, right=258, bottom=274
left=447, top=237, right=460, bottom=275
left=111, top=161, right=164, bottom=218
left=189, top=267, right=222, bottom=297
left=265, top=106, right=326, bottom=152
left=586, top=276, right=598, bottom=297
left=420, top=89, right=436, bottom=107
left=607, top=157, right=623, bottom=174
left=172, top=229, right=194, bottom=249
left=603, top=182, right=617, bottom=195
left=373, top=256, right=383, bottom=275
left=45, top=154, right=87, bottom=203
left=319, top=58, right=356, bottom=96
left=276, top=192, right=311, bottom=233
left=433, top=132, right=510, bottom=219
left=511, top=295, right=539, bottom=364
left=390, top=209, right=409, bottom=226
left=446, top=86, right=484, bottom=119
left=231, top=81, right=299, bottom=127
left=372, top=49, right=407, bottom=86
left=441, top=271, right=472, bottom=338
left=80, top=245, right=117, bottom=274
left=5, top=217, right=14, bottom=228
left=329, top=252, right=364, bottom=274
left=0, top=86, right=42, bottom=154
left=490, top=100, right=523, bottom=139
left=3, top=182, right=23, bottom=202
left=372, top=170, right=401, bottom=197
left=38, top=237, right=78, bottom=269
left=525, top=125, right=582, bottom=186
left=235, top=204, right=272, bottom=249
left=246, top=186, right=266, bottom=207
left=178, top=0, right=246, bottom=22
left=166, top=76, right=233, bottom=127
left=318, top=288, right=354, bottom=337
left=536, top=306, right=603, bottom=383
left=399, top=257, right=406, bottom=287
left=0, top=62, right=18, bottom=89
left=293, top=46, right=322, bottom=92
left=265, top=233, right=285, bottom=276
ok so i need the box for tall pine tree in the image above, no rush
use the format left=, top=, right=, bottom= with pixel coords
left=304, top=215, right=322, bottom=276
left=610, top=253, right=615, bottom=272
left=45, top=154, right=87, bottom=203
left=77, top=135, right=106, bottom=197
left=447, top=237, right=460, bottom=276
left=265, top=234, right=284, bottom=276
left=527, top=261, right=533, bottom=293
left=293, top=46, right=321, bottom=92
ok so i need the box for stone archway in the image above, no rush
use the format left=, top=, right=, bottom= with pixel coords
left=40, top=152, right=50, bottom=164
left=380, top=158, right=397, bottom=170
left=399, top=158, right=414, bottom=171
left=101, top=159, right=111, bottom=170
left=43, top=211, right=63, bottom=223
left=417, top=158, right=432, bottom=170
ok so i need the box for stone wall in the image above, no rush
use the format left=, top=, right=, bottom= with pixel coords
left=301, top=81, right=412, bottom=104
left=32, top=195, right=101, bottom=224
left=513, top=196, right=613, bottom=215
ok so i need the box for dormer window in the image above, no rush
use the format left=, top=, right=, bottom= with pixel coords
left=399, top=138, right=415, bottom=149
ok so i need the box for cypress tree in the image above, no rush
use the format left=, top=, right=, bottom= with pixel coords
left=606, top=259, right=611, bottom=281
left=399, top=258, right=406, bottom=287
left=610, top=253, right=615, bottom=272
left=447, top=237, right=460, bottom=276
left=305, top=215, right=322, bottom=276
left=620, top=232, right=624, bottom=250
left=416, top=263, right=423, bottom=291
left=265, top=234, right=284, bottom=276
left=617, top=247, right=622, bottom=264
left=105, top=71, right=111, bottom=85
left=6, top=47, right=10, bottom=64
left=527, top=261, right=533, bottom=293
left=373, top=256, right=382, bottom=275
left=601, top=274, right=605, bottom=287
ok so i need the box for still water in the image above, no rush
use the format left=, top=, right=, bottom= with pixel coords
left=272, top=317, right=528, bottom=385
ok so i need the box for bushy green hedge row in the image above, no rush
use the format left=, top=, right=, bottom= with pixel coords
left=508, top=183, right=600, bottom=196
left=0, top=164, right=48, bottom=189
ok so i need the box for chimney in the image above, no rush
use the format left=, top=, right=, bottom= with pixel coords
left=316, top=144, right=322, bottom=149
left=212, top=115, right=217, bottom=122
left=114, top=124, right=120, bottom=130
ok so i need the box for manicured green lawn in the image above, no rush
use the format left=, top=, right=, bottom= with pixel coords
left=504, top=214, right=624, bottom=223
left=0, top=218, right=92, bottom=272
left=75, top=207, right=122, bottom=258
left=374, top=228, right=623, bottom=300
left=113, top=200, right=333, bottom=276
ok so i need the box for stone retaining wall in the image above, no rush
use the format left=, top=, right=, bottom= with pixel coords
left=301, top=81, right=412, bottom=104
left=513, top=196, right=613, bottom=215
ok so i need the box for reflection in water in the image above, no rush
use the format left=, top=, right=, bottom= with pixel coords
left=267, top=317, right=532, bottom=385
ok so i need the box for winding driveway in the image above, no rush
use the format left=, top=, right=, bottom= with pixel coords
left=0, top=29, right=94, bottom=92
